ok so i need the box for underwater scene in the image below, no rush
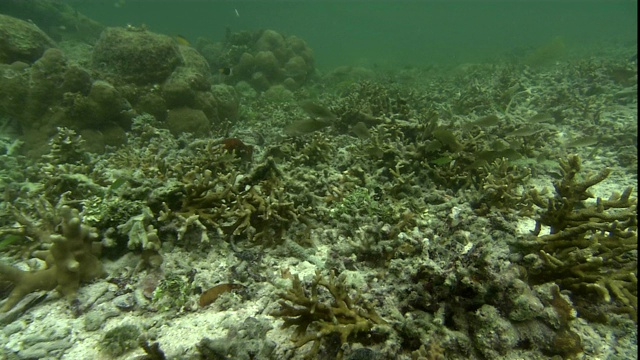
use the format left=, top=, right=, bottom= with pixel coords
left=0, top=0, right=637, bottom=359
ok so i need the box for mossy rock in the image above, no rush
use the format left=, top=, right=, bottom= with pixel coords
left=92, top=27, right=182, bottom=85
left=0, top=13, right=56, bottom=64
left=101, top=324, right=141, bottom=357
left=165, top=107, right=210, bottom=136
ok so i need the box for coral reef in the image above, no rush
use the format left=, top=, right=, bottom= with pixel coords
left=160, top=154, right=309, bottom=248
left=0, top=14, right=240, bottom=154
left=0, top=5, right=637, bottom=359
left=470, top=157, right=532, bottom=215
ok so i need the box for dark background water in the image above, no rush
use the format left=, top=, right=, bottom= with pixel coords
left=71, top=0, right=637, bottom=70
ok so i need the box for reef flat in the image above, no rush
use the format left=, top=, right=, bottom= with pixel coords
left=0, top=4, right=637, bottom=360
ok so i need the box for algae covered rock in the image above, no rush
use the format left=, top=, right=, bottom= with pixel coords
left=161, top=47, right=211, bottom=108
left=165, top=107, right=210, bottom=136
left=92, top=27, right=182, bottom=85
left=178, top=45, right=211, bottom=78
left=25, top=48, right=68, bottom=121
left=67, top=80, right=133, bottom=128
left=0, top=0, right=104, bottom=44
left=210, top=84, right=239, bottom=121
left=0, top=61, right=30, bottom=119
left=161, top=67, right=202, bottom=107
left=0, top=13, right=56, bottom=64
left=100, top=324, right=141, bottom=357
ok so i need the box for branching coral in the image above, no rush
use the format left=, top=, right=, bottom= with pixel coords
left=519, top=155, right=637, bottom=321
left=331, top=81, right=409, bottom=133
left=472, top=157, right=532, bottom=215
left=272, top=270, right=387, bottom=359
left=172, top=157, right=304, bottom=247
left=0, top=205, right=104, bottom=312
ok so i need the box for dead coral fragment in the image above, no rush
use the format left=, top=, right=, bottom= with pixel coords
left=272, top=270, right=387, bottom=359
left=0, top=205, right=104, bottom=312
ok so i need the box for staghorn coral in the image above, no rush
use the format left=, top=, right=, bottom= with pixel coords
left=331, top=81, right=408, bottom=133
left=272, top=270, right=388, bottom=359
left=0, top=204, right=104, bottom=312
left=42, top=127, right=87, bottom=165
left=519, top=154, right=637, bottom=321
left=170, top=156, right=305, bottom=247
left=471, top=157, right=532, bottom=215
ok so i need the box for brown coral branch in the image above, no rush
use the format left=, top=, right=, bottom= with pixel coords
left=272, top=270, right=387, bottom=359
left=0, top=205, right=104, bottom=312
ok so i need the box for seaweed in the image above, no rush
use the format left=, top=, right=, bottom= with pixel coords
left=100, top=324, right=141, bottom=357
left=151, top=273, right=195, bottom=311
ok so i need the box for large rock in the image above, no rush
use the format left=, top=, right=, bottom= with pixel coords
left=92, top=27, right=182, bottom=85
left=0, top=0, right=104, bottom=44
left=0, top=13, right=56, bottom=64
left=165, top=107, right=209, bottom=136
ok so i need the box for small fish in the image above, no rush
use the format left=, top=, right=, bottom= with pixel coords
left=219, top=67, right=233, bottom=76
left=430, top=156, right=453, bottom=165
left=0, top=235, right=22, bottom=251
left=528, top=113, right=554, bottom=123
left=506, top=126, right=541, bottom=137
left=199, top=283, right=244, bottom=307
left=463, top=114, right=500, bottom=129
left=175, top=34, right=190, bottom=46
left=299, top=100, right=336, bottom=121
left=108, top=178, right=128, bottom=193
left=565, top=136, right=599, bottom=148
left=235, top=8, right=240, bottom=17
left=114, top=0, right=125, bottom=8
left=432, top=128, right=462, bottom=152
left=489, top=138, right=511, bottom=151
left=283, top=119, right=331, bottom=136
left=350, top=122, right=370, bottom=140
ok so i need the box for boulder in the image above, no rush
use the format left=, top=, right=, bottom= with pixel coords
left=0, top=13, right=56, bottom=64
left=92, top=27, right=182, bottom=85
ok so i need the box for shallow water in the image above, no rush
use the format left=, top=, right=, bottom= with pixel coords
left=72, top=0, right=638, bottom=69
